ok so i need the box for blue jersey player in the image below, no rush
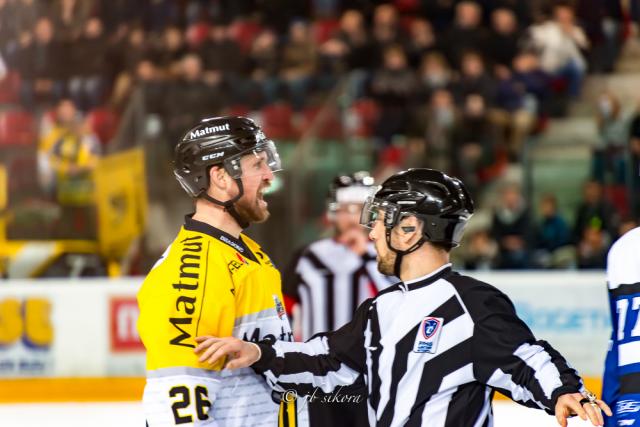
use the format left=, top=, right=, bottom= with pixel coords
left=604, top=227, right=640, bottom=427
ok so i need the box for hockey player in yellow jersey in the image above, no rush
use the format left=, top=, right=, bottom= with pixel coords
left=138, top=116, right=305, bottom=426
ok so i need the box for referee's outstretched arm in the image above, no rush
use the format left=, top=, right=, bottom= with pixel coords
left=195, top=298, right=373, bottom=397
left=465, top=283, right=584, bottom=413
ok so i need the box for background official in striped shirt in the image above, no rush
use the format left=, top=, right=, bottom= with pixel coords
left=195, top=168, right=612, bottom=427
left=283, top=172, right=395, bottom=427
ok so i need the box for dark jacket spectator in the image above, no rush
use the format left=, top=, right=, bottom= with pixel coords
left=370, top=45, right=418, bottom=145
left=486, top=8, right=521, bottom=68
left=443, top=1, right=488, bottom=68
left=416, top=52, right=453, bottom=101
left=451, top=51, right=497, bottom=105
left=536, top=194, right=570, bottom=252
left=577, top=226, right=608, bottom=269
left=491, top=183, right=531, bottom=269
left=337, top=10, right=376, bottom=71
left=17, top=17, right=66, bottom=106
left=68, top=17, right=108, bottom=110
left=406, top=18, right=440, bottom=69
left=573, top=180, right=619, bottom=243
left=451, top=93, right=495, bottom=193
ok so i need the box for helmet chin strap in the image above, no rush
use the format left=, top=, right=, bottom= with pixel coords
left=385, top=228, right=425, bottom=278
left=201, top=178, right=250, bottom=229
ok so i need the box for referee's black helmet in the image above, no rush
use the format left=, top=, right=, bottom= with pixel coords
left=361, top=168, right=474, bottom=248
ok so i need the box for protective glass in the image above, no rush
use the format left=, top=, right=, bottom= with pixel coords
left=359, top=196, right=401, bottom=229
left=224, top=140, right=282, bottom=179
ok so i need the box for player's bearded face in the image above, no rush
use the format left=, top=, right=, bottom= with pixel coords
left=234, top=153, right=273, bottom=224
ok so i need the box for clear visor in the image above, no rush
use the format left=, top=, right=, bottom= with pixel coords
left=224, top=140, right=282, bottom=179
left=359, top=196, right=401, bottom=229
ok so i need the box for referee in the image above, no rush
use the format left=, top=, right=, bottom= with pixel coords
left=283, top=172, right=394, bottom=427
left=195, top=168, right=612, bottom=427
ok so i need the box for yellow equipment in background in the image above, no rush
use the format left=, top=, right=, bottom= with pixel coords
left=0, top=148, right=147, bottom=278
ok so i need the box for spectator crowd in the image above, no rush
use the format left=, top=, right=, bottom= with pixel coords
left=0, top=0, right=636, bottom=270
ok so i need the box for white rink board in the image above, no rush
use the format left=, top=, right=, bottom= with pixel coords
left=474, top=271, right=609, bottom=377
left=0, top=401, right=602, bottom=427
left=0, top=272, right=609, bottom=380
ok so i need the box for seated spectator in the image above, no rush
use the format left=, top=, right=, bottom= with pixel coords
left=337, top=9, right=374, bottom=72
left=487, top=8, right=521, bottom=68
left=280, top=20, right=316, bottom=111
left=336, top=9, right=374, bottom=100
left=154, top=25, right=188, bottom=76
left=370, top=44, right=418, bottom=147
left=247, top=29, right=280, bottom=107
left=451, top=93, right=495, bottom=193
left=134, top=59, right=165, bottom=115
left=573, top=180, right=619, bottom=244
left=370, top=3, right=404, bottom=67
left=577, top=225, right=608, bottom=269
left=628, top=101, right=640, bottom=217
left=527, top=3, right=589, bottom=98
left=592, top=91, right=632, bottom=184
left=407, top=88, right=457, bottom=172
left=199, top=23, right=245, bottom=104
left=416, top=52, right=453, bottom=100
left=491, top=183, right=531, bottom=269
left=458, top=229, right=498, bottom=270
left=163, top=54, right=222, bottom=150
left=511, top=50, right=551, bottom=117
left=489, top=65, right=535, bottom=160
left=576, top=0, right=623, bottom=74
left=533, top=194, right=573, bottom=268
left=17, top=17, right=65, bottom=107
left=38, top=98, right=100, bottom=203
left=443, top=1, right=488, bottom=68
left=68, top=17, right=108, bottom=111
left=110, top=26, right=151, bottom=107
left=406, top=18, right=439, bottom=69
left=50, top=0, right=93, bottom=41
left=451, top=51, right=496, bottom=105
left=316, top=36, right=349, bottom=92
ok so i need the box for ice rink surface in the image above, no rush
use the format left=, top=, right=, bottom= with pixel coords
left=0, top=401, right=604, bottom=427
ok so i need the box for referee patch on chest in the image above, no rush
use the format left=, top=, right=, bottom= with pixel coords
left=413, top=317, right=444, bottom=354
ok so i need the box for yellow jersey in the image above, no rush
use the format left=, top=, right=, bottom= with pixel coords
left=138, top=216, right=305, bottom=426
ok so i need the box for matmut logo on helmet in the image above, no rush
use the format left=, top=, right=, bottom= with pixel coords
left=173, top=116, right=280, bottom=199
left=188, top=122, right=231, bottom=140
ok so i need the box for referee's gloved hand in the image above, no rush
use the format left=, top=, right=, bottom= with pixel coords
left=554, top=392, right=612, bottom=427
left=194, top=336, right=262, bottom=369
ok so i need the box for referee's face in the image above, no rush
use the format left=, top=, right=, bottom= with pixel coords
left=368, top=214, right=397, bottom=276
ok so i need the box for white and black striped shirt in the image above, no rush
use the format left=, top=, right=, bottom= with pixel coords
left=284, top=239, right=395, bottom=341
left=254, top=264, right=584, bottom=427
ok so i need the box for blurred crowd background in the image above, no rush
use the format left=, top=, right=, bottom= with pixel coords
left=0, top=0, right=639, bottom=277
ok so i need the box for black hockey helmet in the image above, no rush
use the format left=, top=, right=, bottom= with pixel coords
left=327, top=171, right=376, bottom=213
left=360, top=168, right=474, bottom=248
left=174, top=116, right=281, bottom=197
left=173, top=116, right=281, bottom=228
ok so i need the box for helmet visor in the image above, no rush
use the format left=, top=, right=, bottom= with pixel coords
left=359, top=196, right=401, bottom=229
left=224, top=140, right=282, bottom=179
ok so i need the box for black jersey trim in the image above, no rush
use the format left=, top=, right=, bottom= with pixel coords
left=184, top=214, right=259, bottom=263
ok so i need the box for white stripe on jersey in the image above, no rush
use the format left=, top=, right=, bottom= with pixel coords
left=412, top=364, right=475, bottom=427
left=619, top=341, right=640, bottom=366
left=514, top=343, right=562, bottom=399
left=292, top=239, right=394, bottom=340
left=486, top=368, right=545, bottom=409
left=608, top=227, right=640, bottom=290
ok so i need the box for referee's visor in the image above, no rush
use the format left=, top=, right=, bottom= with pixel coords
left=360, top=196, right=401, bottom=229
